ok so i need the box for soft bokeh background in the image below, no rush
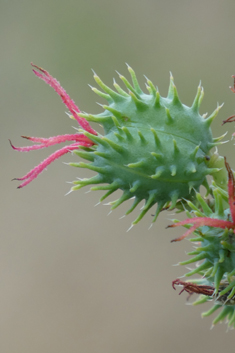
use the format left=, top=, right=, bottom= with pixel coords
left=1, top=0, right=235, bottom=352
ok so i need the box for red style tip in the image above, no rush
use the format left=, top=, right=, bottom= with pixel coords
left=11, top=64, right=98, bottom=188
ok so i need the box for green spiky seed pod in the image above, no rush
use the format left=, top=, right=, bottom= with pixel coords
left=70, top=66, right=222, bottom=224
left=176, top=184, right=235, bottom=328
left=179, top=185, right=235, bottom=292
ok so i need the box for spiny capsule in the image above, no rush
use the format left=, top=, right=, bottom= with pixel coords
left=12, top=64, right=223, bottom=224
left=71, top=67, right=223, bottom=224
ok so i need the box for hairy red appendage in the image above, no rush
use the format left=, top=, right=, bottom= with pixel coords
left=13, top=143, right=85, bottom=188
left=13, top=139, right=93, bottom=188
left=168, top=157, right=235, bottom=242
left=172, top=279, right=214, bottom=296
left=11, top=64, right=97, bottom=188
left=9, top=134, right=91, bottom=151
left=169, top=218, right=234, bottom=242
left=31, top=64, right=97, bottom=136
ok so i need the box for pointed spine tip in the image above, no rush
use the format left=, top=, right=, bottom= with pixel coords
left=99, top=181, right=120, bottom=201
left=114, top=132, right=125, bottom=141
left=73, top=162, right=108, bottom=175
left=111, top=191, right=132, bottom=210
left=186, top=162, right=197, bottom=174
left=154, top=90, right=161, bottom=108
left=91, top=86, right=112, bottom=102
left=73, top=175, right=103, bottom=189
left=113, top=79, right=129, bottom=97
left=103, top=105, right=124, bottom=120
left=191, top=83, right=204, bottom=111
left=180, top=252, right=206, bottom=266
left=138, top=131, right=147, bottom=145
left=126, top=64, right=142, bottom=94
left=151, top=152, right=164, bottom=161
left=131, top=195, right=156, bottom=223
left=127, top=160, right=145, bottom=168
left=188, top=181, right=195, bottom=194
left=151, top=128, right=161, bottom=148
left=172, top=84, right=182, bottom=105
left=167, top=74, right=181, bottom=105
left=170, top=165, right=177, bottom=176
left=199, top=86, right=204, bottom=107
left=143, top=192, right=157, bottom=210
left=81, top=113, right=111, bottom=125
left=173, top=139, right=180, bottom=156
left=118, top=73, right=141, bottom=98
left=146, top=78, right=157, bottom=95
left=204, top=103, right=223, bottom=128
left=74, top=150, right=95, bottom=162
left=151, top=166, right=165, bottom=179
left=125, top=197, right=141, bottom=215
left=121, top=126, right=133, bottom=141
left=185, top=260, right=211, bottom=277
left=111, top=115, right=121, bottom=128
left=167, top=72, right=175, bottom=99
left=93, top=73, right=124, bottom=102
left=169, top=190, right=179, bottom=209
left=94, top=151, right=110, bottom=159
left=213, top=132, right=228, bottom=143
left=196, top=192, right=212, bottom=216
left=102, top=137, right=126, bottom=154
left=83, top=132, right=106, bottom=146
left=190, top=145, right=200, bottom=160
left=151, top=201, right=166, bottom=222
left=165, top=108, right=174, bottom=124
left=129, top=180, right=142, bottom=193
left=207, top=141, right=221, bottom=149
left=129, top=91, right=148, bottom=110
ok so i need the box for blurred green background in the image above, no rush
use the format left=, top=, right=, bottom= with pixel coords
left=1, top=0, right=235, bottom=352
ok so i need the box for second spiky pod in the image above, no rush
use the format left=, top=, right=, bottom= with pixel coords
left=175, top=182, right=235, bottom=328
left=71, top=66, right=222, bottom=224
